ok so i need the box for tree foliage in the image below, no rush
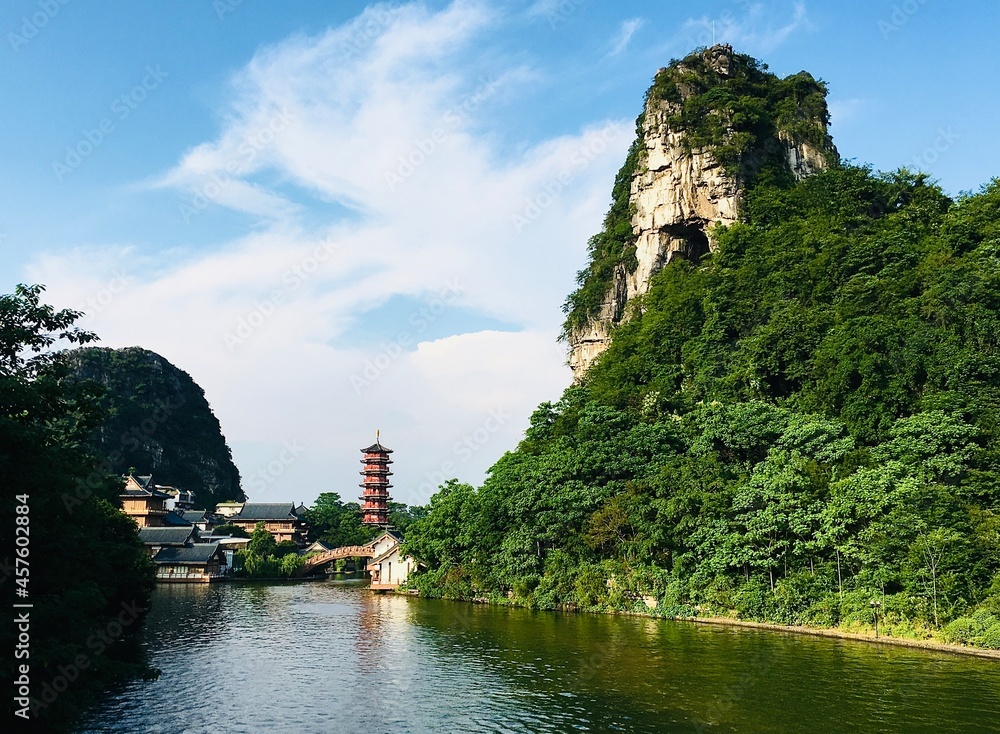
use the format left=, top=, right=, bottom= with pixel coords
left=0, top=285, right=156, bottom=731
left=405, top=170, right=1000, bottom=644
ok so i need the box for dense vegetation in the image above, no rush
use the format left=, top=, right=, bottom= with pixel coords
left=65, top=346, right=244, bottom=510
left=232, top=522, right=305, bottom=578
left=1, top=285, right=156, bottom=731
left=563, top=46, right=836, bottom=333
left=302, top=492, right=426, bottom=548
left=405, top=166, right=1000, bottom=647
left=649, top=47, right=833, bottom=180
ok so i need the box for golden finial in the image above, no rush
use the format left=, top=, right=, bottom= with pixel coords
left=376, top=428, right=380, bottom=442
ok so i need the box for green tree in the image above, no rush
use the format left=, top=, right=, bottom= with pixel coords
left=1, top=285, right=156, bottom=731
left=247, top=521, right=276, bottom=557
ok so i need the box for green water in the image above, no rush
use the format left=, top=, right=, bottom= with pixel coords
left=78, top=582, right=1000, bottom=733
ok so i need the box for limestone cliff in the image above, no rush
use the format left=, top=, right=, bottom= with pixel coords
left=64, top=346, right=245, bottom=507
left=564, top=45, right=837, bottom=376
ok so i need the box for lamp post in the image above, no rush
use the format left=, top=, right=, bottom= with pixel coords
left=870, top=600, right=882, bottom=639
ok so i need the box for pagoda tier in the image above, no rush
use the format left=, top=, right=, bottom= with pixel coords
left=359, top=436, right=393, bottom=526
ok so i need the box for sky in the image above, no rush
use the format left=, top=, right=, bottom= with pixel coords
left=2, top=0, right=998, bottom=508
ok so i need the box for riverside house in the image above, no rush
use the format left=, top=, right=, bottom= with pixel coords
left=228, top=502, right=309, bottom=545
left=138, top=526, right=199, bottom=557
left=120, top=475, right=171, bottom=527
left=152, top=544, right=227, bottom=583
left=366, top=530, right=418, bottom=590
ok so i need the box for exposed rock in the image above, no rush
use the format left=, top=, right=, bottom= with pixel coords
left=63, top=346, right=244, bottom=507
left=566, top=45, right=837, bottom=377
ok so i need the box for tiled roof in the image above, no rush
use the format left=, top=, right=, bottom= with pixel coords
left=180, top=510, right=207, bottom=524
left=153, top=543, right=222, bottom=565
left=121, top=475, right=172, bottom=499
left=231, top=503, right=297, bottom=521
left=361, top=440, right=393, bottom=453
left=162, top=511, right=193, bottom=526
left=138, top=526, right=196, bottom=546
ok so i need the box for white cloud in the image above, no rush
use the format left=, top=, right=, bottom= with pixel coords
left=26, top=1, right=632, bottom=505
left=608, top=18, right=644, bottom=57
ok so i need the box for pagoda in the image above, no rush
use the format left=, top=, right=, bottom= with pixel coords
left=359, top=432, right=393, bottom=527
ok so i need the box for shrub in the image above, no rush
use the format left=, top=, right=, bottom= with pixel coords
left=944, top=617, right=982, bottom=645
left=979, top=623, right=1000, bottom=650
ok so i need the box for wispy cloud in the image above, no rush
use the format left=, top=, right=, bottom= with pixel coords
left=607, top=17, right=644, bottom=57
left=29, top=0, right=631, bottom=504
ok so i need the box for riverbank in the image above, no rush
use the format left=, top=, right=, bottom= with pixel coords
left=407, top=590, right=1000, bottom=661
left=683, top=614, right=1000, bottom=661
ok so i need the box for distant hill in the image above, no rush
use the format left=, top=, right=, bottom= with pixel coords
left=65, top=346, right=244, bottom=509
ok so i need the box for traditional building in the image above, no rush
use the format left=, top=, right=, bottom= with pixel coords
left=151, top=543, right=227, bottom=583
left=138, top=525, right=199, bottom=557
left=301, top=540, right=333, bottom=555
left=162, top=509, right=194, bottom=527
left=360, top=435, right=393, bottom=527
left=365, top=530, right=418, bottom=590
left=179, top=510, right=212, bottom=532
left=228, top=503, right=308, bottom=545
left=214, top=501, right=245, bottom=518
left=160, top=485, right=196, bottom=511
left=120, top=475, right=171, bottom=527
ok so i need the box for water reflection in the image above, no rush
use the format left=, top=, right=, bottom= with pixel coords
left=78, top=583, right=1000, bottom=734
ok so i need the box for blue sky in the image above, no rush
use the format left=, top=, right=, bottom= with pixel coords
left=3, top=0, right=998, bottom=506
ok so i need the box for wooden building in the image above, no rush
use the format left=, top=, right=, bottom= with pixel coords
left=138, top=526, right=199, bottom=557
left=151, top=543, right=227, bottom=583
left=120, top=475, right=171, bottom=527
left=178, top=510, right=212, bottom=532
left=228, top=502, right=308, bottom=545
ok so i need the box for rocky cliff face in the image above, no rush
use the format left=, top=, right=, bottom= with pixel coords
left=65, top=346, right=244, bottom=507
left=566, top=45, right=837, bottom=376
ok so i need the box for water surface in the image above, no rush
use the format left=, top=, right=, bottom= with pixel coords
left=78, top=582, right=1000, bottom=733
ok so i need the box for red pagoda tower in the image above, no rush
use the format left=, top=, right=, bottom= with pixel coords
left=359, top=431, right=393, bottom=527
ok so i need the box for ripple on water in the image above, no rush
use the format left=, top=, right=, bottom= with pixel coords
left=77, top=584, right=1000, bottom=734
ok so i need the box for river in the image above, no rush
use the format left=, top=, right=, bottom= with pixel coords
left=77, top=581, right=1000, bottom=733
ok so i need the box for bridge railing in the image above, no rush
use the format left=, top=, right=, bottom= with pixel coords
left=299, top=544, right=377, bottom=573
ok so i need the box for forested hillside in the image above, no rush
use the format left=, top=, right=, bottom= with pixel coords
left=65, top=347, right=244, bottom=509
left=404, top=50, right=1000, bottom=648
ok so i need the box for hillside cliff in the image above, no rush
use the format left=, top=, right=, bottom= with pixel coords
left=65, top=346, right=244, bottom=508
left=564, top=45, right=837, bottom=376
left=404, top=46, right=1000, bottom=647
